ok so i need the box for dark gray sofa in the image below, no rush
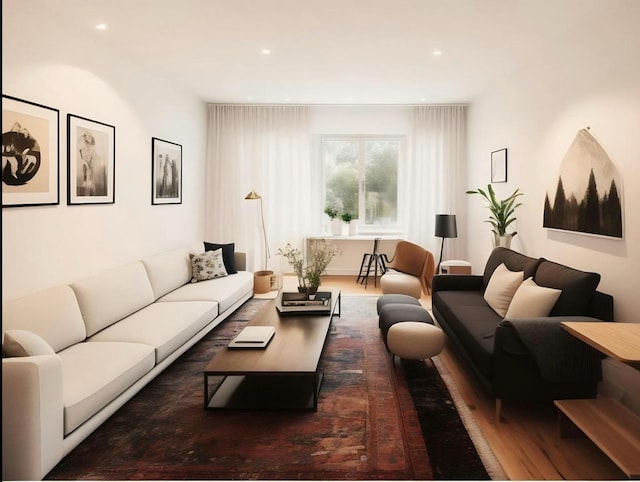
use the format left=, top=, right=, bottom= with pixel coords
left=432, top=247, right=614, bottom=419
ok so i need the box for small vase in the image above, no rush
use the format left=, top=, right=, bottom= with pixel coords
left=297, top=285, right=319, bottom=298
left=348, top=222, right=357, bottom=236
left=331, top=218, right=342, bottom=236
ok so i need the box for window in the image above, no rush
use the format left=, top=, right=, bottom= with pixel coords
left=322, top=136, right=402, bottom=232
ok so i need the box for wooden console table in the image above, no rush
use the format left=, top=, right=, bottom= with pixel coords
left=555, top=322, right=640, bottom=479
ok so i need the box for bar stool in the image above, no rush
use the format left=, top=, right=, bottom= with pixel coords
left=356, top=238, right=387, bottom=288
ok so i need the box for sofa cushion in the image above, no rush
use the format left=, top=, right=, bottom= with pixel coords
left=433, top=290, right=502, bottom=380
left=505, top=278, right=562, bottom=319
left=71, top=262, right=156, bottom=337
left=141, top=248, right=193, bottom=300
left=483, top=263, right=524, bottom=317
left=1, top=285, right=86, bottom=352
left=534, top=260, right=600, bottom=316
left=482, top=247, right=541, bottom=291
left=3, top=330, right=56, bottom=357
left=87, top=301, right=218, bottom=363
left=58, top=341, right=155, bottom=435
left=204, top=242, right=237, bottom=274
left=158, top=270, right=253, bottom=313
left=190, top=250, right=228, bottom=282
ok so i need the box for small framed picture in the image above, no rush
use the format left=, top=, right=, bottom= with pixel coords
left=491, top=148, right=507, bottom=183
left=151, top=137, right=182, bottom=205
left=2, top=95, right=60, bottom=207
left=67, top=114, right=115, bottom=205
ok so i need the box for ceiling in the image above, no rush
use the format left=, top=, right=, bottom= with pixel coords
left=28, top=0, right=621, bottom=104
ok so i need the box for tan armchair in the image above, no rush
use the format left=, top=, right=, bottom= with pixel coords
left=381, top=241, right=436, bottom=297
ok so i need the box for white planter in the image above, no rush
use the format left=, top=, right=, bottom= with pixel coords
left=331, top=218, right=342, bottom=236
left=493, top=233, right=514, bottom=249
left=348, top=222, right=357, bottom=236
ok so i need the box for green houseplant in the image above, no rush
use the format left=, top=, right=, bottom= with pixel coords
left=466, top=184, right=523, bottom=248
left=278, top=242, right=338, bottom=295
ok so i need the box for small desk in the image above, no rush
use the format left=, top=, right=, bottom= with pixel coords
left=555, top=322, right=640, bottom=479
left=560, top=322, right=640, bottom=369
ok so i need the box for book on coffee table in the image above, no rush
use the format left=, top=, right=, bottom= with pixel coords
left=228, top=326, right=275, bottom=349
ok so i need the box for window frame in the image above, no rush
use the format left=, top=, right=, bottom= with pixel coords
left=321, top=134, right=405, bottom=235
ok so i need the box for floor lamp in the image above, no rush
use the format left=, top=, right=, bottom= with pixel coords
left=435, top=214, right=457, bottom=274
left=245, top=190, right=273, bottom=293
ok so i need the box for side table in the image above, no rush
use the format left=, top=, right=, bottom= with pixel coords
left=555, top=322, right=640, bottom=479
left=440, top=260, right=471, bottom=275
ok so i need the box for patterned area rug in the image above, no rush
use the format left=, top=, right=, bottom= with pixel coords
left=46, top=296, right=493, bottom=480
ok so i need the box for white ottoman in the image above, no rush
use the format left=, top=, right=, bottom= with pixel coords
left=380, top=272, right=422, bottom=299
left=387, top=321, right=445, bottom=361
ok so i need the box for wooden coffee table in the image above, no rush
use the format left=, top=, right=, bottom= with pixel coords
left=204, top=288, right=341, bottom=411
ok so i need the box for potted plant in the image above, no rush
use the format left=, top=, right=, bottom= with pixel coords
left=341, top=212, right=357, bottom=236
left=324, top=200, right=343, bottom=236
left=466, top=184, right=523, bottom=248
left=278, top=242, right=338, bottom=295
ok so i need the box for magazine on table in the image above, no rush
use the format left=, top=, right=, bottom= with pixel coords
left=228, top=325, right=275, bottom=349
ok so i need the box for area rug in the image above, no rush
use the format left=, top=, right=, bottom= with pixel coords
left=46, top=296, right=494, bottom=480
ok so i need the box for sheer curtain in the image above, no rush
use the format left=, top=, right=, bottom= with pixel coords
left=205, top=104, right=314, bottom=273
left=404, top=105, right=467, bottom=260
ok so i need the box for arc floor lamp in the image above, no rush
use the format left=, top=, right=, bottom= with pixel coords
left=245, top=190, right=273, bottom=293
left=435, top=214, right=457, bottom=274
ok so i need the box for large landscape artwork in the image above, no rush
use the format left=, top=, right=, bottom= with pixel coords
left=543, top=128, right=623, bottom=239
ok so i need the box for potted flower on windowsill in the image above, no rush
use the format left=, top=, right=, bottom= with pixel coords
left=341, top=212, right=357, bottom=236
left=325, top=200, right=343, bottom=236
left=466, top=184, right=523, bottom=248
left=277, top=242, right=338, bottom=296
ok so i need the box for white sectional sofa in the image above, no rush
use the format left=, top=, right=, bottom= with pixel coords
left=2, top=243, right=254, bottom=480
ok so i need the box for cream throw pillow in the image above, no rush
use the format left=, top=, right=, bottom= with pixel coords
left=505, top=277, right=562, bottom=319
left=190, top=249, right=228, bottom=283
left=483, top=263, right=524, bottom=317
left=3, top=329, right=56, bottom=357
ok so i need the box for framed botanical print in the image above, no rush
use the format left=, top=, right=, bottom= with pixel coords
left=2, top=95, right=60, bottom=207
left=151, top=137, right=182, bottom=205
left=67, top=114, right=115, bottom=205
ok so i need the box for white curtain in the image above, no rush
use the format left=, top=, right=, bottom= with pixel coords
left=404, top=105, right=467, bottom=260
left=205, top=104, right=314, bottom=273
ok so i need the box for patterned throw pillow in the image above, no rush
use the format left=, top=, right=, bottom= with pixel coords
left=190, top=249, right=228, bottom=283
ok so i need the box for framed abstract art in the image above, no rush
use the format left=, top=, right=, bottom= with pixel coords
left=2, top=95, right=60, bottom=207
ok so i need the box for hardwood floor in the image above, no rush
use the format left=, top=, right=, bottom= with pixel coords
left=319, top=275, right=626, bottom=480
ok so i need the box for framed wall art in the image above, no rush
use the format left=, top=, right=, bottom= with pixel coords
left=2, top=95, right=60, bottom=207
left=67, top=114, right=115, bottom=205
left=151, top=137, right=182, bottom=205
left=491, top=148, right=507, bottom=183
left=543, top=128, right=623, bottom=239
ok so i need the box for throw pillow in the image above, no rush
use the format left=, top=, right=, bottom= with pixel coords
left=204, top=242, right=237, bottom=274
left=505, top=277, right=562, bottom=319
left=190, top=249, right=228, bottom=283
left=483, top=263, right=524, bottom=317
left=3, top=330, right=56, bottom=357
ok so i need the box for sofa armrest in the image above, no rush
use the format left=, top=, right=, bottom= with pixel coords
left=2, top=355, right=64, bottom=481
left=432, top=274, right=483, bottom=292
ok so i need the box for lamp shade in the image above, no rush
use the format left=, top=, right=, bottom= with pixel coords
left=244, top=190, right=262, bottom=200
left=435, top=214, right=457, bottom=238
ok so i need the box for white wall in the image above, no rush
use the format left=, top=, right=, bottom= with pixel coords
left=466, top=3, right=640, bottom=410
left=2, top=2, right=207, bottom=301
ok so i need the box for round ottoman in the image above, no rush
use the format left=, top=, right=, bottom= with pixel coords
left=379, top=303, right=433, bottom=347
left=376, top=293, right=422, bottom=315
left=380, top=272, right=422, bottom=299
left=388, top=322, right=445, bottom=361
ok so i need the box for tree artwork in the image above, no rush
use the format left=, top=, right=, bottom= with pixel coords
left=543, top=128, right=623, bottom=238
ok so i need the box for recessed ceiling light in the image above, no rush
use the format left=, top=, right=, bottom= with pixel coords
left=261, top=49, right=271, bottom=55
left=432, top=50, right=442, bottom=56
left=95, top=23, right=107, bottom=30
